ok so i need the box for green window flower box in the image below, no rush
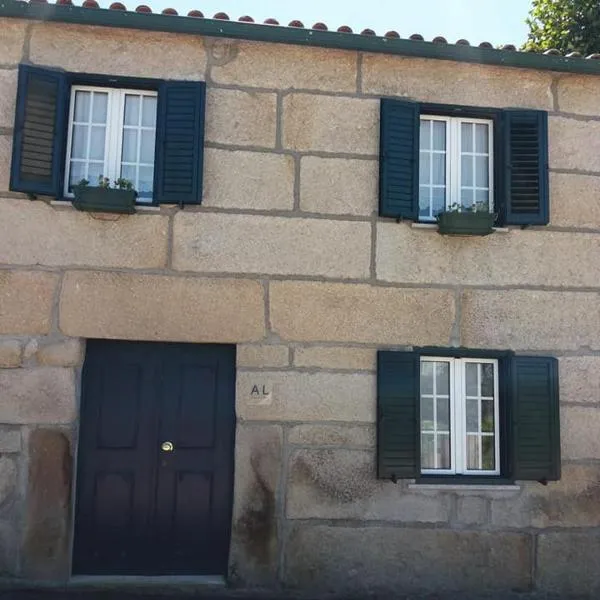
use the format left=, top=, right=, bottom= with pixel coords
left=73, top=186, right=137, bottom=214
left=436, top=211, right=496, bottom=236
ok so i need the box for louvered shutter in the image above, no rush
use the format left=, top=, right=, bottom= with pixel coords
left=503, top=110, right=549, bottom=225
left=10, top=65, right=68, bottom=197
left=511, top=356, right=560, bottom=482
left=377, top=351, right=420, bottom=480
left=154, top=80, right=205, bottom=205
left=379, top=99, right=420, bottom=220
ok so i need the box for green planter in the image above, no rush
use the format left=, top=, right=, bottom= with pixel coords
left=436, top=211, right=496, bottom=236
left=73, top=186, right=137, bottom=214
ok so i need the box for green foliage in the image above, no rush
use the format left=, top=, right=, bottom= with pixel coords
left=75, top=175, right=135, bottom=191
left=523, top=0, right=600, bottom=55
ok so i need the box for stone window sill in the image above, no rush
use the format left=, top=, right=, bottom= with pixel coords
left=411, top=222, right=510, bottom=233
left=50, top=199, right=161, bottom=213
left=409, top=483, right=521, bottom=494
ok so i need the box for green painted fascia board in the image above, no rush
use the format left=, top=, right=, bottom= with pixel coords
left=3, top=0, right=600, bottom=76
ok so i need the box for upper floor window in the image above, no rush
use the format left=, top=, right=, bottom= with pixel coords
left=65, top=87, right=158, bottom=202
left=418, top=116, right=493, bottom=221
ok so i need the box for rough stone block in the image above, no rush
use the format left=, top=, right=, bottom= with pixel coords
left=0, top=199, right=168, bottom=269
left=293, top=346, right=376, bottom=371
left=270, top=281, right=455, bottom=345
left=229, top=423, right=282, bottom=587
left=378, top=223, right=600, bottom=288
left=0, top=136, right=11, bottom=193
left=288, top=424, right=375, bottom=447
left=562, top=405, right=600, bottom=459
left=172, top=213, right=371, bottom=279
left=0, top=340, right=22, bottom=368
left=560, top=356, right=600, bottom=404
left=205, top=89, right=277, bottom=148
left=0, top=456, right=17, bottom=510
left=0, top=368, right=75, bottom=424
left=550, top=172, right=600, bottom=229
left=202, top=149, right=294, bottom=210
left=0, top=19, right=27, bottom=65
left=236, top=371, right=374, bottom=423
left=283, top=94, right=378, bottom=154
left=557, top=74, right=600, bottom=116
left=287, top=448, right=451, bottom=522
left=0, top=427, right=21, bottom=453
left=361, top=54, right=553, bottom=109
left=0, top=271, right=58, bottom=335
left=0, top=70, right=17, bottom=129
left=461, top=290, right=600, bottom=351
left=537, top=532, right=600, bottom=595
left=59, top=271, right=265, bottom=343
left=22, top=429, right=72, bottom=581
left=455, top=496, right=488, bottom=525
left=36, top=339, right=83, bottom=368
left=300, top=157, right=377, bottom=216
left=29, top=22, right=207, bottom=79
left=549, top=116, right=600, bottom=172
left=237, top=344, right=289, bottom=368
left=491, top=464, right=600, bottom=529
left=211, top=41, right=357, bottom=92
left=285, top=525, right=531, bottom=593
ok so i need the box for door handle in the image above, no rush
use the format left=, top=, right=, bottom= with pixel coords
left=161, top=441, right=174, bottom=452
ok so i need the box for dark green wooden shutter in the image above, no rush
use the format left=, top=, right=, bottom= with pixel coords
left=10, top=64, right=68, bottom=197
left=154, top=80, right=205, bottom=205
left=511, top=356, right=560, bottom=482
left=377, top=350, right=420, bottom=480
left=503, top=109, right=549, bottom=225
left=379, top=99, right=420, bottom=220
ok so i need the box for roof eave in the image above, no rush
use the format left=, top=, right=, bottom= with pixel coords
left=2, top=0, right=600, bottom=76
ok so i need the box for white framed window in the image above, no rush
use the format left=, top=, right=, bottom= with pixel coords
left=64, top=86, right=158, bottom=203
left=420, top=357, right=500, bottom=475
left=418, top=116, right=494, bottom=221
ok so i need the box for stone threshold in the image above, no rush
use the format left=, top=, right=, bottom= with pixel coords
left=66, top=575, right=227, bottom=591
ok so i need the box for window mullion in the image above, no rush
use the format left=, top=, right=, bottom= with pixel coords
left=454, top=359, right=465, bottom=474
left=107, top=90, right=123, bottom=184
left=453, top=120, right=461, bottom=210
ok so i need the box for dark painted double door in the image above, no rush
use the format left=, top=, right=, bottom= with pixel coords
left=73, top=340, right=236, bottom=576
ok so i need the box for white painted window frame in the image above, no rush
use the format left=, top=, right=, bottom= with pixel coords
left=64, top=85, right=158, bottom=201
left=420, top=356, right=500, bottom=476
left=418, top=115, right=494, bottom=222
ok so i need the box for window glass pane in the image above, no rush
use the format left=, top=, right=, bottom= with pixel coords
left=481, top=363, right=494, bottom=397
left=461, top=155, right=473, bottom=187
left=71, top=125, right=88, bottom=159
left=437, top=433, right=451, bottom=469
left=87, top=162, right=104, bottom=184
left=421, top=397, right=434, bottom=431
left=475, top=123, right=489, bottom=153
left=419, top=152, right=430, bottom=185
left=482, top=436, right=495, bottom=470
left=138, top=166, right=154, bottom=197
left=91, top=92, right=108, bottom=124
left=120, top=164, right=137, bottom=185
left=435, top=362, right=449, bottom=395
left=420, top=119, right=431, bottom=150
left=436, top=397, right=450, bottom=431
left=465, top=363, right=478, bottom=396
left=432, top=153, right=445, bottom=185
left=124, top=95, right=140, bottom=126
left=475, top=156, right=489, bottom=187
left=467, top=435, right=480, bottom=470
left=475, top=190, right=489, bottom=211
left=142, top=96, right=157, bottom=128
left=461, top=189, right=474, bottom=210
left=461, top=122, right=473, bottom=153
left=432, top=188, right=445, bottom=216
left=89, top=126, right=106, bottom=161
left=432, top=121, right=446, bottom=151
left=421, top=434, right=435, bottom=469
left=482, top=400, right=495, bottom=433
left=74, top=91, right=91, bottom=122
left=419, top=186, right=431, bottom=218
left=140, top=130, right=156, bottom=164
left=466, top=398, right=478, bottom=433
left=121, top=129, right=138, bottom=163
left=420, top=362, right=434, bottom=394
left=69, top=161, right=85, bottom=189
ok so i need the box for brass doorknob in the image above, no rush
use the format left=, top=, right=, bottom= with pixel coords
left=161, top=441, right=174, bottom=452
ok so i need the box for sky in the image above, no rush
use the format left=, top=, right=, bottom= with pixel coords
left=95, top=0, right=532, bottom=47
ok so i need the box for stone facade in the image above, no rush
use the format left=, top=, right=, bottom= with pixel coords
left=0, top=14, right=599, bottom=596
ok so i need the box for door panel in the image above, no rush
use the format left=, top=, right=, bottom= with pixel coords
left=73, top=340, right=236, bottom=576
